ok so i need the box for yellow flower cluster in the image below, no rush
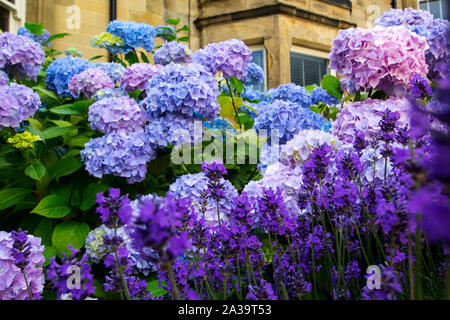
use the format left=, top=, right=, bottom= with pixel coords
left=91, top=32, right=124, bottom=48
left=7, top=131, right=41, bottom=149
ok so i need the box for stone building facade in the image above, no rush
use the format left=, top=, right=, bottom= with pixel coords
left=2, top=0, right=425, bottom=88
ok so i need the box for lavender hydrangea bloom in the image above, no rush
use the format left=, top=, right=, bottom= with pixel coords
left=169, top=172, right=238, bottom=225
left=153, top=41, right=192, bottom=66
left=244, top=162, right=303, bottom=216
left=329, top=26, right=429, bottom=97
left=311, top=87, right=340, bottom=106
left=69, top=68, right=114, bottom=99
left=0, top=70, right=8, bottom=85
left=120, top=63, right=163, bottom=92
left=106, top=20, right=156, bottom=54
left=17, top=27, right=51, bottom=46
left=46, top=57, right=93, bottom=97
left=0, top=32, right=45, bottom=81
left=81, top=131, right=156, bottom=184
left=85, top=225, right=157, bottom=275
left=243, top=62, right=264, bottom=86
left=267, top=83, right=311, bottom=108
left=88, top=96, right=147, bottom=133
left=0, top=83, right=41, bottom=128
left=93, top=87, right=126, bottom=101
left=94, top=62, right=125, bottom=83
left=375, top=8, right=449, bottom=81
left=193, top=39, right=252, bottom=79
left=144, top=113, right=202, bottom=148
left=253, top=100, right=328, bottom=144
left=0, top=231, right=45, bottom=300
left=143, top=62, right=220, bottom=121
left=331, top=98, right=411, bottom=143
left=280, top=130, right=342, bottom=169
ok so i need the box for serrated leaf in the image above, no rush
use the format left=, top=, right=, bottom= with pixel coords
left=42, top=126, right=77, bottom=139
left=31, top=195, right=71, bottom=218
left=27, top=118, right=44, bottom=131
left=305, top=84, right=318, bottom=94
left=67, top=135, right=90, bottom=148
left=43, top=246, right=57, bottom=267
left=34, top=218, right=55, bottom=247
left=52, top=221, right=90, bottom=256
left=89, top=55, right=103, bottom=62
left=166, top=18, right=180, bottom=26
left=48, top=158, right=83, bottom=180
left=25, top=159, right=46, bottom=181
left=49, top=104, right=83, bottom=115
left=321, top=75, right=342, bottom=100
left=25, top=22, right=44, bottom=36
left=32, top=86, right=59, bottom=102
left=80, top=183, right=110, bottom=211
left=44, top=33, right=70, bottom=46
left=230, top=77, right=244, bottom=94
left=177, top=36, right=189, bottom=42
left=0, top=188, right=32, bottom=211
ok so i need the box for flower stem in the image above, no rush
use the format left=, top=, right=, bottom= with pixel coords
left=113, top=248, right=131, bottom=300
left=167, top=263, right=181, bottom=300
left=225, top=78, right=243, bottom=131
left=21, top=269, right=34, bottom=300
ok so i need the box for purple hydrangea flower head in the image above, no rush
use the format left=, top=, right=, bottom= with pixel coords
left=193, top=39, right=252, bottom=79
left=94, top=62, right=125, bottom=83
left=153, top=41, right=192, bottom=66
left=120, top=63, right=163, bottom=92
left=267, top=83, right=311, bottom=108
left=331, top=98, right=411, bottom=143
left=329, top=26, right=429, bottom=97
left=106, top=20, right=156, bottom=54
left=0, top=70, right=8, bottom=85
left=69, top=68, right=114, bottom=99
left=0, top=83, right=41, bottom=128
left=375, top=8, right=450, bottom=81
left=169, top=172, right=238, bottom=225
left=143, top=62, right=220, bottom=121
left=17, top=27, right=51, bottom=46
left=244, top=162, right=303, bottom=216
left=280, top=129, right=342, bottom=169
left=0, top=230, right=45, bottom=300
left=311, top=87, right=340, bottom=106
left=144, top=112, right=203, bottom=148
left=47, top=245, right=95, bottom=300
left=254, top=100, right=328, bottom=144
left=243, top=62, right=264, bottom=86
left=241, top=87, right=269, bottom=104
left=81, top=131, right=157, bottom=184
left=0, top=32, right=45, bottom=81
left=46, top=56, right=93, bottom=97
left=88, top=96, right=147, bottom=133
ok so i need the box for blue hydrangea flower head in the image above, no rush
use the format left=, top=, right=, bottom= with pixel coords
left=267, top=83, right=312, bottom=109
left=45, top=56, right=93, bottom=97
left=106, top=20, right=156, bottom=54
left=143, top=62, right=220, bottom=121
left=17, top=27, right=50, bottom=46
left=311, top=87, right=340, bottom=106
left=254, top=99, right=328, bottom=144
left=81, top=131, right=157, bottom=184
left=153, top=41, right=192, bottom=66
left=243, top=62, right=264, bottom=86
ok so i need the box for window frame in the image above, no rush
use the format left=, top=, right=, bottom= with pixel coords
left=290, top=46, right=332, bottom=87
left=0, top=0, right=26, bottom=33
left=249, top=45, right=268, bottom=91
left=418, top=0, right=446, bottom=20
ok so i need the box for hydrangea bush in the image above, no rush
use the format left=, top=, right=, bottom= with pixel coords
left=1, top=12, right=449, bottom=301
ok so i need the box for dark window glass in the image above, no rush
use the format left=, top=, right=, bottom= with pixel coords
left=0, top=6, right=9, bottom=32
left=251, top=50, right=266, bottom=91
left=290, top=52, right=328, bottom=87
